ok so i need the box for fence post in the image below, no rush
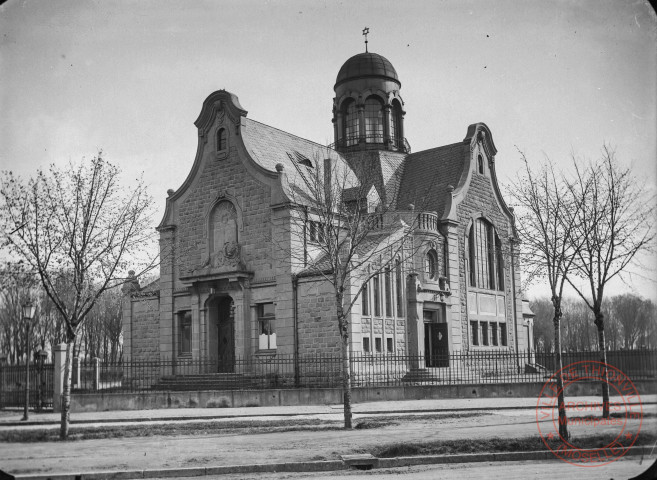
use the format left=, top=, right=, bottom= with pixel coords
left=53, top=343, right=67, bottom=413
left=93, top=358, right=100, bottom=391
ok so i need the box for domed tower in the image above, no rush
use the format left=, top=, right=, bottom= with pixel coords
left=332, top=52, right=408, bottom=154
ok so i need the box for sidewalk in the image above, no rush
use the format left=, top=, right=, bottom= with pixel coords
left=2, top=394, right=653, bottom=428
left=0, top=396, right=654, bottom=479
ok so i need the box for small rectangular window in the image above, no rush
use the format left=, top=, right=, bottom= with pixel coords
left=386, top=338, right=394, bottom=353
left=500, top=323, right=508, bottom=346
left=179, top=311, right=192, bottom=355
left=481, top=321, right=489, bottom=346
left=309, top=221, right=317, bottom=242
left=258, top=303, right=276, bottom=350
left=470, top=320, right=479, bottom=346
left=375, top=337, right=382, bottom=353
left=492, top=322, right=499, bottom=346
left=363, top=337, right=370, bottom=353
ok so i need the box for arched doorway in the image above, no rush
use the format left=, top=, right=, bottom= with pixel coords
left=213, top=296, right=235, bottom=373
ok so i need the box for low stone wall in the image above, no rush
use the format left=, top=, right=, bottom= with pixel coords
left=68, top=379, right=656, bottom=412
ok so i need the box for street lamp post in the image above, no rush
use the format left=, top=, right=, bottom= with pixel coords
left=21, top=302, right=36, bottom=421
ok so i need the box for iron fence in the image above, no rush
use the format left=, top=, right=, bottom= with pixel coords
left=0, top=363, right=54, bottom=410
left=68, top=349, right=656, bottom=394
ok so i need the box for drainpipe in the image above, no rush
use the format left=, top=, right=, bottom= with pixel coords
left=292, top=274, right=299, bottom=386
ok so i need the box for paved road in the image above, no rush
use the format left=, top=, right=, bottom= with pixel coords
left=1, top=396, right=655, bottom=477
left=153, top=458, right=657, bottom=480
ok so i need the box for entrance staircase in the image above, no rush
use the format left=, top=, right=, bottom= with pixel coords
left=152, top=372, right=260, bottom=391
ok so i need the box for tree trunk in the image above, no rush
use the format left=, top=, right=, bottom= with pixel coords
left=594, top=310, right=610, bottom=418
left=341, top=332, right=352, bottom=429
left=59, top=338, right=74, bottom=439
left=552, top=299, right=569, bottom=440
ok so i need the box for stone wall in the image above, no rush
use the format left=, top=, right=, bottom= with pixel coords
left=296, top=278, right=341, bottom=356
left=175, top=149, right=274, bottom=290
left=128, top=294, right=161, bottom=361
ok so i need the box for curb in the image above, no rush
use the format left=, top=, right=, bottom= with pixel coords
left=11, top=446, right=655, bottom=480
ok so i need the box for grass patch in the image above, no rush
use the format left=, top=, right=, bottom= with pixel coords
left=0, top=418, right=345, bottom=443
left=371, top=432, right=657, bottom=458
left=0, top=411, right=487, bottom=443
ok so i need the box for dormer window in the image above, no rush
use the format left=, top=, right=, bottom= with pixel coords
left=217, top=128, right=227, bottom=152
left=477, top=154, right=484, bottom=174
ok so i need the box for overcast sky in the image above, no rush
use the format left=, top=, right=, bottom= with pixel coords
left=1, top=0, right=656, bottom=300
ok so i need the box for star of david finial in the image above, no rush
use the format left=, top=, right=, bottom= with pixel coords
left=362, top=27, right=369, bottom=52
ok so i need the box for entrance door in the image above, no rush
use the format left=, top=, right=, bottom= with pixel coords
left=424, top=322, right=449, bottom=368
left=217, top=297, right=235, bottom=373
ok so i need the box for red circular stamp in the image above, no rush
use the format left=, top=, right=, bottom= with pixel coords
left=536, top=360, right=643, bottom=467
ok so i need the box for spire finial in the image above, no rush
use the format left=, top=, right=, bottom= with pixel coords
left=362, top=27, right=369, bottom=53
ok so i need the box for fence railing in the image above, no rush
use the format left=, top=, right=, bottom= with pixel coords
left=66, top=349, right=657, bottom=394
left=0, top=363, right=54, bottom=409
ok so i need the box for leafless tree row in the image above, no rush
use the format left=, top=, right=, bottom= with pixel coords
left=510, top=144, right=655, bottom=428
left=531, top=294, right=656, bottom=352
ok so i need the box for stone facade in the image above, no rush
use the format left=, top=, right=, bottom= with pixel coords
left=121, top=51, right=531, bottom=374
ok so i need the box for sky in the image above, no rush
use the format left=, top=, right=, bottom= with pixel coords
left=1, top=0, right=656, bottom=301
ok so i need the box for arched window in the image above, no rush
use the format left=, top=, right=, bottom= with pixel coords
left=477, top=154, right=484, bottom=174
left=468, top=218, right=503, bottom=290
left=364, top=97, right=383, bottom=143
left=342, top=99, right=359, bottom=146
left=217, top=128, right=227, bottom=152
left=425, top=249, right=438, bottom=280
left=390, top=100, right=402, bottom=148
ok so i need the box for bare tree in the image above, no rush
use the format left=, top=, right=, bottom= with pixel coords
left=610, top=294, right=652, bottom=350
left=567, top=146, right=656, bottom=418
left=510, top=152, right=592, bottom=440
left=0, top=154, right=156, bottom=438
left=278, top=150, right=426, bottom=429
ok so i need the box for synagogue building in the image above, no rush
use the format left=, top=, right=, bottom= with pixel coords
left=122, top=48, right=533, bottom=375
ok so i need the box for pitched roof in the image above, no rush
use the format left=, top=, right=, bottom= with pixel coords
left=396, top=142, right=468, bottom=217
left=241, top=118, right=359, bottom=204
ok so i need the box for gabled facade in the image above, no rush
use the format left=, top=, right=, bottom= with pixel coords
left=122, top=51, right=531, bottom=372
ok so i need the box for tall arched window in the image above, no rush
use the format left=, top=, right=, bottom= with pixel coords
left=425, top=249, right=438, bottom=280
left=468, top=218, right=503, bottom=290
left=217, top=128, right=227, bottom=151
left=342, top=99, right=359, bottom=146
left=395, top=259, right=404, bottom=317
left=364, top=97, right=383, bottom=143
left=390, top=100, right=402, bottom=148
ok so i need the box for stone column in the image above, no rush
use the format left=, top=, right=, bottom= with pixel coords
left=406, top=273, right=424, bottom=369
left=444, top=220, right=462, bottom=352
left=52, top=343, right=67, bottom=413
left=157, top=225, right=176, bottom=361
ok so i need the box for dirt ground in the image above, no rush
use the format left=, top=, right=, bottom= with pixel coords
left=2, top=407, right=653, bottom=476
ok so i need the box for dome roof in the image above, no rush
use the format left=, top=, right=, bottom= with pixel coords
left=335, top=52, right=400, bottom=88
